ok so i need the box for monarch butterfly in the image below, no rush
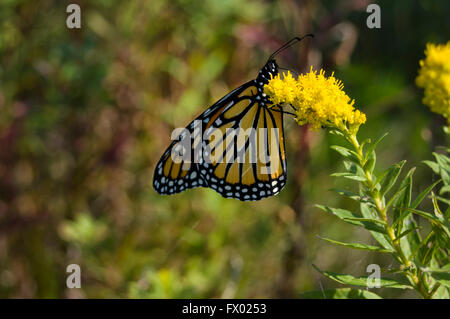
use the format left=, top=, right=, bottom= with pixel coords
left=153, top=35, right=313, bottom=201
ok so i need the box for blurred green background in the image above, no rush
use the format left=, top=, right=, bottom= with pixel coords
left=0, top=0, right=448, bottom=298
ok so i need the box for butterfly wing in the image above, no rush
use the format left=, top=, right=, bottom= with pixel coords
left=201, top=85, right=287, bottom=200
left=153, top=80, right=287, bottom=201
left=153, top=81, right=256, bottom=195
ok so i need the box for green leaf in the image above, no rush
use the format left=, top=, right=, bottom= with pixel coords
left=399, top=218, right=421, bottom=261
left=431, top=192, right=445, bottom=219
left=410, top=180, right=442, bottom=210
left=387, top=183, right=411, bottom=211
left=343, top=160, right=364, bottom=176
left=433, top=227, right=450, bottom=251
left=364, top=157, right=376, bottom=174
left=300, top=288, right=382, bottom=299
left=407, top=208, right=442, bottom=224
left=391, top=177, right=440, bottom=260
left=330, top=172, right=366, bottom=182
left=312, top=264, right=413, bottom=289
left=364, top=133, right=388, bottom=162
left=393, top=168, right=415, bottom=209
left=378, top=160, right=406, bottom=196
left=423, top=160, right=440, bottom=174
left=432, top=285, right=450, bottom=299
left=316, top=205, right=358, bottom=220
left=430, top=273, right=450, bottom=289
left=342, top=161, right=368, bottom=183
left=423, top=265, right=450, bottom=289
left=407, top=207, right=450, bottom=239
left=420, top=234, right=439, bottom=265
left=319, top=236, right=393, bottom=253
left=436, top=195, right=450, bottom=205
left=440, top=185, right=450, bottom=195
left=331, top=145, right=359, bottom=162
left=433, top=152, right=450, bottom=171
left=360, top=202, right=393, bottom=251
left=440, top=168, right=450, bottom=185
left=342, top=217, right=386, bottom=226
left=329, top=188, right=362, bottom=201
left=393, top=227, right=421, bottom=242
left=391, top=168, right=419, bottom=258
left=360, top=138, right=371, bottom=152
left=430, top=194, right=450, bottom=238
left=329, top=129, right=344, bottom=137
left=329, top=188, right=375, bottom=205
left=410, top=231, right=434, bottom=261
left=316, top=205, right=385, bottom=233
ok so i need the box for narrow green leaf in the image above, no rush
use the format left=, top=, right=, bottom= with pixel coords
left=378, top=160, right=406, bottom=196
left=423, top=265, right=450, bottom=289
left=440, top=185, right=450, bottom=195
left=419, top=234, right=439, bottom=265
left=342, top=161, right=368, bottom=182
left=426, top=264, right=450, bottom=272
left=329, top=188, right=362, bottom=200
left=312, top=264, right=413, bottom=289
left=393, top=227, right=421, bottom=242
left=430, top=194, right=450, bottom=238
left=343, top=217, right=386, bottom=226
left=360, top=202, right=394, bottom=251
left=434, top=227, right=450, bottom=251
left=432, top=285, right=450, bottom=299
left=410, top=231, right=434, bottom=261
left=433, top=152, right=450, bottom=171
left=436, top=195, right=450, bottom=205
left=391, top=168, right=414, bottom=218
left=329, top=188, right=375, bottom=205
left=316, top=205, right=385, bottom=233
left=410, top=180, right=442, bottom=209
left=360, top=138, right=371, bottom=153
left=330, top=172, right=367, bottom=182
left=329, top=129, right=344, bottom=137
left=364, top=133, right=388, bottom=162
left=300, top=288, right=382, bottom=299
left=319, top=236, right=393, bottom=253
left=431, top=192, right=445, bottom=219
left=364, top=157, right=376, bottom=174
left=331, top=145, right=359, bottom=161
left=343, top=160, right=364, bottom=176
left=386, top=183, right=411, bottom=211
left=407, top=208, right=442, bottom=224
left=391, top=168, right=418, bottom=258
left=439, top=169, right=450, bottom=185
left=407, top=207, right=450, bottom=239
left=423, top=160, right=440, bottom=174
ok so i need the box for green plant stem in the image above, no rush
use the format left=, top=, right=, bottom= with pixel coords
left=346, top=132, right=432, bottom=299
left=429, top=282, right=441, bottom=297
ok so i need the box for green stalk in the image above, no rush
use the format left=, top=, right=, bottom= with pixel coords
left=344, top=131, right=432, bottom=299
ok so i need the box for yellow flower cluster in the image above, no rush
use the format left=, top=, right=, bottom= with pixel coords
left=264, top=68, right=366, bottom=132
left=416, top=41, right=450, bottom=125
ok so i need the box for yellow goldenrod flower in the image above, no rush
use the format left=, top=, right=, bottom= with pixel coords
left=264, top=67, right=366, bottom=133
left=416, top=41, right=450, bottom=125
left=263, top=71, right=298, bottom=105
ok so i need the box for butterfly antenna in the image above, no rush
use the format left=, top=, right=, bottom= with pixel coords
left=269, top=34, right=314, bottom=60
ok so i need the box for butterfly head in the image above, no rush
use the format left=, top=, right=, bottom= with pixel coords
left=256, top=59, right=278, bottom=86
